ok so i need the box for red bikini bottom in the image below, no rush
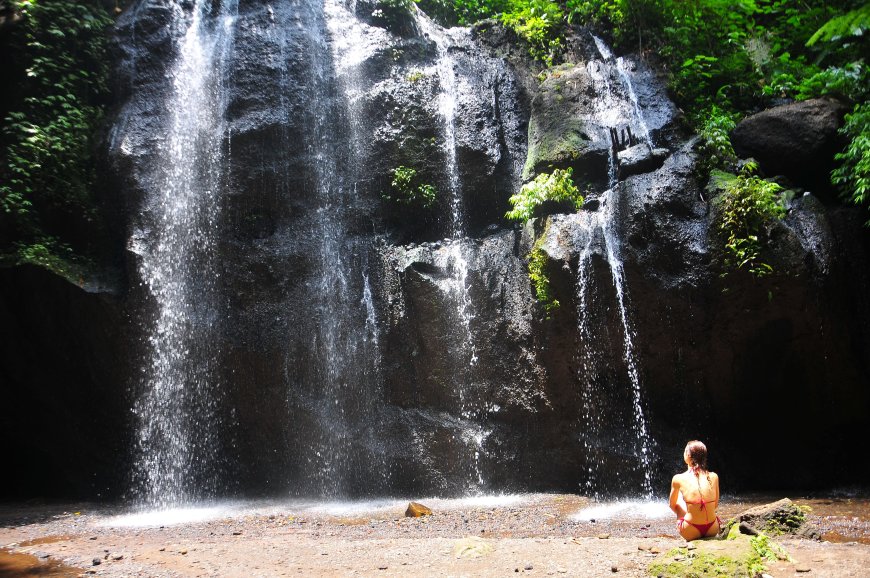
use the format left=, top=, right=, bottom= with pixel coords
left=678, top=516, right=721, bottom=535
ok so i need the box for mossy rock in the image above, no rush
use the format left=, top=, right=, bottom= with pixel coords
left=522, top=63, right=610, bottom=186
left=648, top=534, right=787, bottom=578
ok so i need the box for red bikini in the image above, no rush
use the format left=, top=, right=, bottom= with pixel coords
left=677, top=469, right=720, bottom=536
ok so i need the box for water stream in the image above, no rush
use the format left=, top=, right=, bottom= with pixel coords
left=574, top=37, right=656, bottom=496
left=130, top=0, right=239, bottom=508
left=416, top=11, right=488, bottom=493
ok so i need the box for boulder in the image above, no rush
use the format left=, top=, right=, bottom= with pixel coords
left=405, top=501, right=433, bottom=517
left=730, top=97, right=850, bottom=195
left=522, top=63, right=611, bottom=185
left=737, top=498, right=818, bottom=539
left=617, top=144, right=669, bottom=179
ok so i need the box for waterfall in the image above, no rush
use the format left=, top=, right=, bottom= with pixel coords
left=574, top=37, right=656, bottom=496
left=616, top=57, right=653, bottom=146
left=129, top=0, right=239, bottom=507
left=414, top=11, right=489, bottom=493
left=591, top=35, right=652, bottom=147
left=288, top=0, right=390, bottom=496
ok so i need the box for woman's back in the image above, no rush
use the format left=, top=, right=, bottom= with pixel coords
left=678, top=470, right=719, bottom=521
left=670, top=440, right=721, bottom=540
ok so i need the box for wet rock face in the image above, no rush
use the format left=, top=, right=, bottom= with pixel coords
left=341, top=17, right=528, bottom=239
left=523, top=134, right=870, bottom=490
left=730, top=97, right=850, bottom=196
left=0, top=266, right=130, bottom=499
left=521, top=50, right=680, bottom=187
left=6, top=5, right=870, bottom=502
left=523, top=63, right=611, bottom=185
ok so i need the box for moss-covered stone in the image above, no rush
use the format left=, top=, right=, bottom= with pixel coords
left=648, top=533, right=789, bottom=578
left=522, top=63, right=610, bottom=186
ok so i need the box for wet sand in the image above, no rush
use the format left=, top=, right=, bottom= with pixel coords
left=2, top=494, right=869, bottom=577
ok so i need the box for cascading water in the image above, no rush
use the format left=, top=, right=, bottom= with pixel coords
left=129, top=0, right=239, bottom=508
left=284, top=0, right=389, bottom=497
left=573, top=37, right=656, bottom=496
left=415, top=11, right=488, bottom=493
left=114, top=0, right=662, bottom=503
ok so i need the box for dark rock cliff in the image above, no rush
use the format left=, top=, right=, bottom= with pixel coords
left=0, top=266, right=131, bottom=499
left=2, top=1, right=869, bottom=501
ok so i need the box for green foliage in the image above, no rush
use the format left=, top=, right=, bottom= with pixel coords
left=383, top=165, right=437, bottom=208
left=717, top=168, right=786, bottom=278
left=406, top=70, right=426, bottom=83
left=699, top=105, right=738, bottom=166
left=566, top=0, right=665, bottom=52
left=372, top=0, right=418, bottom=31
left=807, top=3, right=870, bottom=47
left=528, top=235, right=559, bottom=313
left=500, top=0, right=565, bottom=65
left=0, top=0, right=113, bottom=263
left=506, top=167, right=582, bottom=222
left=448, top=0, right=511, bottom=25
left=832, top=103, right=870, bottom=223
left=764, top=61, right=868, bottom=101
left=747, top=534, right=790, bottom=573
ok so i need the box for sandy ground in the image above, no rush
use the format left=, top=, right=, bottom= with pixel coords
left=2, top=494, right=869, bottom=577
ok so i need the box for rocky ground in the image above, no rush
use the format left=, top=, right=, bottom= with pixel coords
left=1, top=494, right=869, bottom=577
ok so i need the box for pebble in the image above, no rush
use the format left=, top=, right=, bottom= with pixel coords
left=524, top=562, right=533, bottom=570
left=92, top=558, right=101, bottom=566
left=611, top=564, right=618, bottom=572
left=598, top=533, right=610, bottom=539
left=796, top=565, right=812, bottom=573
left=112, top=554, right=124, bottom=561
left=378, top=565, right=388, bottom=570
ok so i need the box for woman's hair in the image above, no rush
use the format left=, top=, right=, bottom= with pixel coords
left=685, top=440, right=708, bottom=473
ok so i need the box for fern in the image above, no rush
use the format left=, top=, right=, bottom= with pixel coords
left=806, top=3, right=870, bottom=46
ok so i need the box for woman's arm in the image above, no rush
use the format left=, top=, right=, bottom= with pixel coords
left=712, top=472, right=720, bottom=504
left=669, top=477, right=686, bottom=519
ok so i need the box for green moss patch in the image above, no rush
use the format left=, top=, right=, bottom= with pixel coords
left=648, top=534, right=790, bottom=578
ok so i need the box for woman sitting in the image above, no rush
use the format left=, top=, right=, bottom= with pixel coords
left=669, top=440, right=721, bottom=541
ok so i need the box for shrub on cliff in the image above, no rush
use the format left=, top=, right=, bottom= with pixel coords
left=506, top=167, right=583, bottom=223
left=714, top=166, right=787, bottom=279
left=0, top=0, right=113, bottom=272
left=833, top=103, right=870, bottom=223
